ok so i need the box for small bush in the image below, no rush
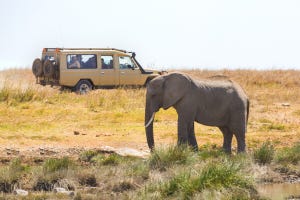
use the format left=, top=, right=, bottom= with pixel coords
left=13, top=88, right=35, bottom=102
left=253, top=141, right=275, bottom=165
left=150, top=159, right=254, bottom=199
left=78, top=172, right=97, bottom=187
left=149, top=145, right=194, bottom=170
left=43, top=157, right=74, bottom=173
left=0, top=158, right=28, bottom=193
left=198, top=145, right=225, bottom=160
left=0, top=86, right=10, bottom=102
left=259, top=123, right=287, bottom=131
left=79, top=150, right=98, bottom=162
left=276, top=143, right=300, bottom=164
left=112, top=181, right=135, bottom=192
left=159, top=171, right=191, bottom=197
left=101, top=154, right=122, bottom=166
left=128, top=161, right=150, bottom=180
left=33, top=178, right=58, bottom=191
left=92, top=154, right=122, bottom=166
left=194, top=159, right=253, bottom=191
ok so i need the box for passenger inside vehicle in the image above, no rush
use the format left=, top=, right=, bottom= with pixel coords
left=69, top=55, right=81, bottom=68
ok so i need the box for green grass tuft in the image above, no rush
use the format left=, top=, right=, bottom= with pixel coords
left=198, top=145, right=226, bottom=160
left=0, top=86, right=10, bottom=102
left=276, top=142, right=300, bottom=164
left=127, top=161, right=150, bottom=180
left=259, top=123, right=287, bottom=131
left=43, top=157, right=74, bottom=173
left=253, top=141, right=274, bottom=165
left=145, top=158, right=255, bottom=199
left=194, top=159, right=253, bottom=191
left=149, top=145, right=195, bottom=170
left=79, top=150, right=98, bottom=162
left=92, top=153, right=123, bottom=166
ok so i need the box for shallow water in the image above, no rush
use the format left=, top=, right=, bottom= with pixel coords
left=257, top=183, right=300, bottom=200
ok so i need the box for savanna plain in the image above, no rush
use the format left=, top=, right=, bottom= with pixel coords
left=0, top=69, right=299, bottom=199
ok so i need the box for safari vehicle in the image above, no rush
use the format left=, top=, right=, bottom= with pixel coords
left=32, top=48, right=164, bottom=93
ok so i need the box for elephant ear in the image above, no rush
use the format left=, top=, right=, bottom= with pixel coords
left=162, top=73, right=191, bottom=109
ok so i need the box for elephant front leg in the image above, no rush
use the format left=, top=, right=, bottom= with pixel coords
left=188, top=122, right=198, bottom=151
left=177, top=116, right=189, bottom=146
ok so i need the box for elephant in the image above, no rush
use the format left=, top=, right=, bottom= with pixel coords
left=144, top=72, right=249, bottom=153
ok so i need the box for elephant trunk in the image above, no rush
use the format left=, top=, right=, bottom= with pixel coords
left=145, top=102, right=155, bottom=151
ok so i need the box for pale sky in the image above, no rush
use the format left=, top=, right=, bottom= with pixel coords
left=0, top=0, right=300, bottom=70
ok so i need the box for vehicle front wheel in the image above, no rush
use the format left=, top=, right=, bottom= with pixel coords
left=75, top=80, right=93, bottom=94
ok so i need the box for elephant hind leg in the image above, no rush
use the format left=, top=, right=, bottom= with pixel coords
left=219, top=126, right=233, bottom=154
left=234, top=130, right=246, bottom=153
left=230, top=116, right=247, bottom=153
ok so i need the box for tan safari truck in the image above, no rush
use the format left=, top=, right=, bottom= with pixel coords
left=32, top=48, right=164, bottom=93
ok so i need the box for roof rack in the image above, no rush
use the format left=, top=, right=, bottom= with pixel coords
left=43, top=48, right=128, bottom=53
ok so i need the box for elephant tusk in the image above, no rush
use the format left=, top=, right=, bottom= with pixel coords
left=145, top=113, right=155, bottom=128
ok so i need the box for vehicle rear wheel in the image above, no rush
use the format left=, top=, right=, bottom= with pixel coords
left=32, top=58, right=43, bottom=77
left=75, top=80, right=93, bottom=94
left=43, top=60, right=55, bottom=78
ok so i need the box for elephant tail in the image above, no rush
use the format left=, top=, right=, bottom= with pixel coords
left=246, top=99, right=250, bottom=124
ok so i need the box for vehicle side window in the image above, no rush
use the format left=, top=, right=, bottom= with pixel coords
left=81, top=55, right=97, bottom=69
left=101, top=56, right=113, bottom=69
left=67, top=54, right=97, bottom=69
left=119, top=56, right=136, bottom=69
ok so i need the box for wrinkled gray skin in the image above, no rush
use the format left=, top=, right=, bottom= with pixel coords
left=145, top=72, right=249, bottom=153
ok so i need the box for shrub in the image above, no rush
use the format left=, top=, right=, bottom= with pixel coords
left=92, top=154, right=122, bottom=166
left=79, top=150, right=98, bottom=162
left=0, top=158, right=28, bottom=193
left=77, top=172, right=97, bottom=187
left=194, top=159, right=253, bottom=191
left=259, top=123, right=287, bottom=131
left=253, top=141, right=274, bottom=165
left=43, top=157, right=74, bottom=173
left=276, top=143, right=300, bottom=164
left=159, top=171, right=191, bottom=198
left=13, top=88, right=35, bottom=102
left=128, top=161, right=150, bottom=180
left=112, top=181, right=135, bottom=192
left=149, top=145, right=194, bottom=170
left=198, top=145, right=225, bottom=160
left=150, top=159, right=254, bottom=199
left=101, top=154, right=122, bottom=166
left=0, top=86, right=10, bottom=102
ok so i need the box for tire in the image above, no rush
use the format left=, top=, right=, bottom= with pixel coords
left=75, top=80, right=93, bottom=94
left=43, top=60, right=55, bottom=78
left=32, top=58, right=43, bottom=77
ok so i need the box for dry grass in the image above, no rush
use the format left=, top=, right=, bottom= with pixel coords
left=0, top=69, right=300, bottom=152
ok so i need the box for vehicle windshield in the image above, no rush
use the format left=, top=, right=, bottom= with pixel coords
left=45, top=55, right=55, bottom=61
left=119, top=56, right=138, bottom=69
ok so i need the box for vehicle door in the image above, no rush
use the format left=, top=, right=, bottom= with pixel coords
left=99, top=55, right=118, bottom=86
left=119, top=56, right=142, bottom=85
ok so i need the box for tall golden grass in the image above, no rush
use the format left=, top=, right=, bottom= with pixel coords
left=0, top=69, right=299, bottom=150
